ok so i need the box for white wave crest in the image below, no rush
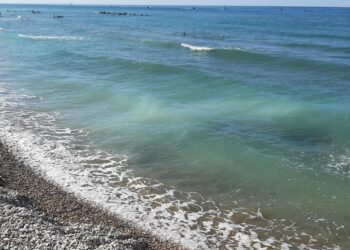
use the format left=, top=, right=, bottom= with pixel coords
left=18, top=34, right=85, bottom=41
left=181, top=43, right=213, bottom=51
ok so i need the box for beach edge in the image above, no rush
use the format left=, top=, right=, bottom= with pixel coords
left=0, top=140, right=181, bottom=250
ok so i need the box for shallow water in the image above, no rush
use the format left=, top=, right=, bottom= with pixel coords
left=0, top=4, right=350, bottom=249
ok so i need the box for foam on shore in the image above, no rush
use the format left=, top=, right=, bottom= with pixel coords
left=0, top=82, right=339, bottom=249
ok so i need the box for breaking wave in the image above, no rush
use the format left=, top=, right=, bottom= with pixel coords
left=181, top=43, right=213, bottom=51
left=0, top=83, right=341, bottom=249
left=18, top=34, right=85, bottom=41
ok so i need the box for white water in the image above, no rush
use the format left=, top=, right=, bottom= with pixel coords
left=0, top=83, right=340, bottom=249
left=181, top=43, right=213, bottom=51
left=18, top=34, right=85, bottom=41
left=0, top=83, right=281, bottom=249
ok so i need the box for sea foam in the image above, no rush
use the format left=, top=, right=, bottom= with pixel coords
left=0, top=83, right=334, bottom=250
left=18, top=34, right=85, bottom=41
left=181, top=43, right=213, bottom=51
left=181, top=43, right=244, bottom=53
left=0, top=83, right=272, bottom=249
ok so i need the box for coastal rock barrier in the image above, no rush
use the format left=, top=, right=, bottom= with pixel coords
left=99, top=11, right=148, bottom=17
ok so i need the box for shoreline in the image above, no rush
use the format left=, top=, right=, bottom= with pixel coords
left=0, top=140, right=180, bottom=250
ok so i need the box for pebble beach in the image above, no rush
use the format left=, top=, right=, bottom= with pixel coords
left=0, top=141, right=179, bottom=250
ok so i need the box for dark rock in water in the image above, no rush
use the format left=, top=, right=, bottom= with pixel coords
left=99, top=11, right=147, bottom=17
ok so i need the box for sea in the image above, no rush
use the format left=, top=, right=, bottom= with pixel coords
left=0, top=4, right=349, bottom=249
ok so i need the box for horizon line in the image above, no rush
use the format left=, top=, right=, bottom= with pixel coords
left=0, top=3, right=350, bottom=8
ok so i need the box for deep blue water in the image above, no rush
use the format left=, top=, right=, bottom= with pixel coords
left=0, top=5, right=350, bottom=249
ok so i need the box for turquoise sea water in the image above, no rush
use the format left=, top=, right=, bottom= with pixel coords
left=0, top=5, right=350, bottom=249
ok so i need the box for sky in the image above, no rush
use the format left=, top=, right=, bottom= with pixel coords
left=0, top=0, right=349, bottom=7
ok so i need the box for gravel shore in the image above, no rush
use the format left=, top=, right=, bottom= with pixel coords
left=0, top=141, right=180, bottom=250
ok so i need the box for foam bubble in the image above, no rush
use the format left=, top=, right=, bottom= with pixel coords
left=328, top=153, right=350, bottom=177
